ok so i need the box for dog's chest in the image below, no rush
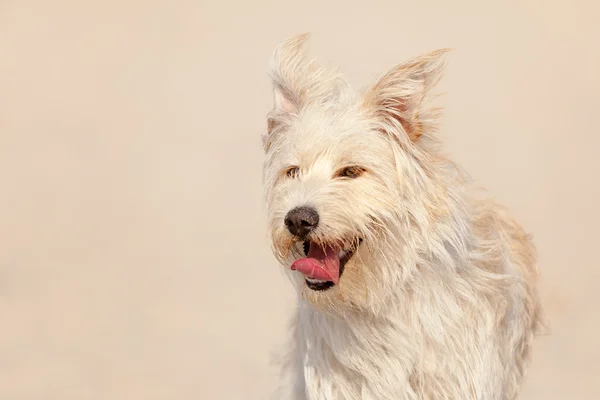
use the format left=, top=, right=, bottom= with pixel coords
left=299, top=309, right=418, bottom=400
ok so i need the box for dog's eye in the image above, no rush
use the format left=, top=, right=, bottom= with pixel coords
left=285, top=166, right=300, bottom=179
left=336, top=166, right=365, bottom=179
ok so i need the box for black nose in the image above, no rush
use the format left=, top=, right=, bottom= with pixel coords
left=284, top=207, right=319, bottom=237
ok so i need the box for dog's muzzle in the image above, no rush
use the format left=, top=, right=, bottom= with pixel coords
left=291, top=239, right=362, bottom=291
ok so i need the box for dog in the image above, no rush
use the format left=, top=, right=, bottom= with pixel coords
left=262, top=34, right=543, bottom=400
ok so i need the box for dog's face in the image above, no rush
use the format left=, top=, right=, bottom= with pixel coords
left=263, top=35, right=448, bottom=312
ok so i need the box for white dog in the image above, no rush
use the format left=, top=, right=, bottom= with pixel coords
left=262, top=34, right=542, bottom=400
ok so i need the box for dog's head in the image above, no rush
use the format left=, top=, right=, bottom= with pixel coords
left=263, top=34, right=451, bottom=313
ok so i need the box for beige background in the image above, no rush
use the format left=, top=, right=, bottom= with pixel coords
left=1, top=1, right=599, bottom=399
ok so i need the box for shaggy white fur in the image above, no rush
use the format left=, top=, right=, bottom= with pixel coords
left=263, top=34, right=543, bottom=400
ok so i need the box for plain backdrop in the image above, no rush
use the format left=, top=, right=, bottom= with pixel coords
left=1, top=1, right=599, bottom=399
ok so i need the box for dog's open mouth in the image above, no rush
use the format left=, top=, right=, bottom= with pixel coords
left=290, top=239, right=362, bottom=291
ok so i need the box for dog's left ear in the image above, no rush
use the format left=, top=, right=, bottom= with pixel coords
left=363, top=49, right=450, bottom=143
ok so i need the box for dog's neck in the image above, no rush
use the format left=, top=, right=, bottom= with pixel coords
left=296, top=298, right=419, bottom=399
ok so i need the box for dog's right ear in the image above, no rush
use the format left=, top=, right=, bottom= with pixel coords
left=265, top=84, right=296, bottom=151
left=263, top=34, right=309, bottom=152
left=264, top=34, right=346, bottom=152
left=265, top=34, right=310, bottom=147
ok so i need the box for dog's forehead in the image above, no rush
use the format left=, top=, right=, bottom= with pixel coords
left=291, top=106, right=370, bottom=153
left=267, top=101, right=394, bottom=172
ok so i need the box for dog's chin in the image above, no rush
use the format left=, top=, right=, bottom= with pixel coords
left=295, top=238, right=362, bottom=292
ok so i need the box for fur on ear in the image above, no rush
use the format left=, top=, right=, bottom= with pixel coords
left=264, top=34, right=349, bottom=152
left=363, top=49, right=450, bottom=143
left=268, top=34, right=309, bottom=118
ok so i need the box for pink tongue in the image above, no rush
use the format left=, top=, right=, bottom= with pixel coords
left=290, top=244, right=340, bottom=284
